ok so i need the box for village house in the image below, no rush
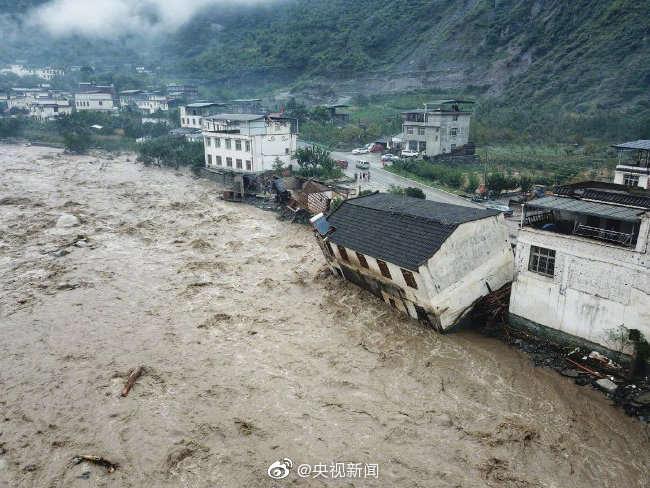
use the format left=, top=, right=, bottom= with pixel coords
left=180, top=102, right=227, bottom=129
left=75, top=91, right=116, bottom=112
left=509, top=181, right=650, bottom=355
left=402, top=100, right=473, bottom=156
left=311, top=193, right=513, bottom=330
left=118, top=89, right=145, bottom=108
left=136, top=93, right=169, bottom=114
left=613, top=140, right=650, bottom=189
left=167, top=83, right=199, bottom=100
left=202, top=113, right=297, bottom=173
left=28, top=99, right=72, bottom=120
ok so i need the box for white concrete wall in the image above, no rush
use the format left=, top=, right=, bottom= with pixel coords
left=614, top=169, right=650, bottom=189
left=75, top=93, right=116, bottom=112
left=423, top=214, right=514, bottom=328
left=510, top=225, right=650, bottom=351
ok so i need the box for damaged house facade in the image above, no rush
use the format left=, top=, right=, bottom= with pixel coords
left=311, top=193, right=513, bottom=330
left=509, top=182, right=650, bottom=354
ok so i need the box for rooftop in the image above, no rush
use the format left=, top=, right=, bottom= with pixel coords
left=612, top=140, right=650, bottom=151
left=205, top=113, right=265, bottom=122
left=185, top=102, right=227, bottom=108
left=325, top=193, right=499, bottom=270
left=554, top=181, right=650, bottom=209
left=526, top=196, right=645, bottom=223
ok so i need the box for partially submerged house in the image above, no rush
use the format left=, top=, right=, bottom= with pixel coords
left=311, top=193, right=513, bottom=330
left=288, top=178, right=353, bottom=215
left=612, top=140, right=650, bottom=189
left=509, top=181, right=650, bottom=355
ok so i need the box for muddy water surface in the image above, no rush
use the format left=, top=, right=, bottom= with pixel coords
left=0, top=144, right=648, bottom=487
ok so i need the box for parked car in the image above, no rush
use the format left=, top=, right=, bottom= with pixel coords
left=352, top=147, right=369, bottom=155
left=335, top=159, right=348, bottom=169
left=401, top=150, right=419, bottom=158
left=483, top=201, right=514, bottom=217
left=381, top=153, right=399, bottom=162
left=355, top=160, right=370, bottom=170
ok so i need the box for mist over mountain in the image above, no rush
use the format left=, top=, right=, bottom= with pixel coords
left=1, top=0, right=648, bottom=114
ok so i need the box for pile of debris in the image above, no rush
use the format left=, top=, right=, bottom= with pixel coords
left=481, top=323, right=650, bottom=422
left=471, top=283, right=650, bottom=421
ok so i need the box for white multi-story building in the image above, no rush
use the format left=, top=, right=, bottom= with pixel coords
left=310, top=193, right=513, bottom=330
left=509, top=181, right=650, bottom=355
left=180, top=102, right=226, bottom=129
left=28, top=100, right=72, bottom=120
left=202, top=113, right=297, bottom=173
left=119, top=90, right=145, bottom=108
left=401, top=100, right=473, bottom=156
left=75, top=91, right=117, bottom=112
left=612, top=140, right=650, bottom=189
left=136, top=93, right=169, bottom=114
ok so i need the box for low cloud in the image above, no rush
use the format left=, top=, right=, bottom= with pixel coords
left=28, top=0, right=264, bottom=38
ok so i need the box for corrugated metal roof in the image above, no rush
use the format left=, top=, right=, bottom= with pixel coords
left=526, top=196, right=645, bottom=222
left=326, top=193, right=499, bottom=270
left=612, top=140, right=650, bottom=150
left=186, top=102, right=226, bottom=108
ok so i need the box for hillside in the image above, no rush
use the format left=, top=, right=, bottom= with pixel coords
left=1, top=0, right=649, bottom=120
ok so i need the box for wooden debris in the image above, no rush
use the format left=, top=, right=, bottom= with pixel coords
left=73, top=455, right=118, bottom=473
left=565, top=358, right=604, bottom=378
left=121, top=366, right=144, bottom=397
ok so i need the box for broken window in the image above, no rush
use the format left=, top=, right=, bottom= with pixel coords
left=401, top=269, right=418, bottom=289
left=338, top=245, right=350, bottom=262
left=528, top=245, right=555, bottom=277
left=356, top=252, right=369, bottom=268
left=377, top=259, right=391, bottom=279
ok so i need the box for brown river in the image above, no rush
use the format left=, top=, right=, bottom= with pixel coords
left=0, top=144, right=648, bottom=487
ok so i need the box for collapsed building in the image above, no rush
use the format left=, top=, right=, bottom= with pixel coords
left=311, top=193, right=513, bottom=330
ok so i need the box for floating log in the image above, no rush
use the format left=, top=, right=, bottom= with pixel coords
left=121, top=366, right=144, bottom=397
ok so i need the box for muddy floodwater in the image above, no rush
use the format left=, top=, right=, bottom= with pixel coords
left=0, top=144, right=648, bottom=488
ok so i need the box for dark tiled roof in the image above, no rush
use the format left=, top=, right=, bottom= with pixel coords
left=326, top=193, right=499, bottom=270
left=612, top=140, right=650, bottom=150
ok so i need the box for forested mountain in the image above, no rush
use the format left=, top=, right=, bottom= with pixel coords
left=1, top=0, right=649, bottom=114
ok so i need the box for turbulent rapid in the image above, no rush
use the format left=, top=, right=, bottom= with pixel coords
left=0, top=144, right=648, bottom=487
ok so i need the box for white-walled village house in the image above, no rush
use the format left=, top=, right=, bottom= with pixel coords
left=180, top=102, right=227, bottom=130
left=613, top=140, right=650, bottom=189
left=75, top=91, right=117, bottom=112
left=136, top=93, right=169, bottom=114
left=402, top=100, right=473, bottom=157
left=202, top=113, right=297, bottom=173
left=311, top=193, right=514, bottom=330
left=509, top=181, right=650, bottom=354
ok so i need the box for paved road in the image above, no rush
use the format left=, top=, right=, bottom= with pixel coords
left=331, top=150, right=482, bottom=208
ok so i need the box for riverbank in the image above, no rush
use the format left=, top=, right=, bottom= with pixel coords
left=1, top=144, right=648, bottom=487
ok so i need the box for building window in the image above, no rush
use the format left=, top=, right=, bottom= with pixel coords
left=246, top=160, right=252, bottom=171
left=450, top=127, right=458, bottom=137
left=226, top=157, right=233, bottom=167
left=338, top=245, right=350, bottom=262
left=453, top=115, right=458, bottom=121
left=245, top=141, right=251, bottom=152
left=207, top=154, right=212, bottom=165
left=215, top=138, right=220, bottom=148
left=401, top=269, right=418, bottom=289
left=285, top=148, right=290, bottom=155
left=528, top=245, right=556, bottom=277
left=205, top=137, right=211, bottom=146
left=325, top=241, right=334, bottom=257
left=236, top=159, right=243, bottom=169
left=377, top=259, right=391, bottom=279
left=216, top=156, right=222, bottom=166
left=418, top=127, right=425, bottom=136
left=418, top=141, right=427, bottom=153
left=406, top=127, right=414, bottom=135
left=225, top=139, right=232, bottom=149
left=235, top=140, right=242, bottom=151
left=623, top=173, right=640, bottom=187
left=356, top=252, right=369, bottom=268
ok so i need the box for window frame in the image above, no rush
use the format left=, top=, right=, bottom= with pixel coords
left=401, top=269, right=418, bottom=289
left=528, top=245, right=556, bottom=277
left=623, top=173, right=640, bottom=187
left=377, top=259, right=392, bottom=279
left=356, top=252, right=369, bottom=268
